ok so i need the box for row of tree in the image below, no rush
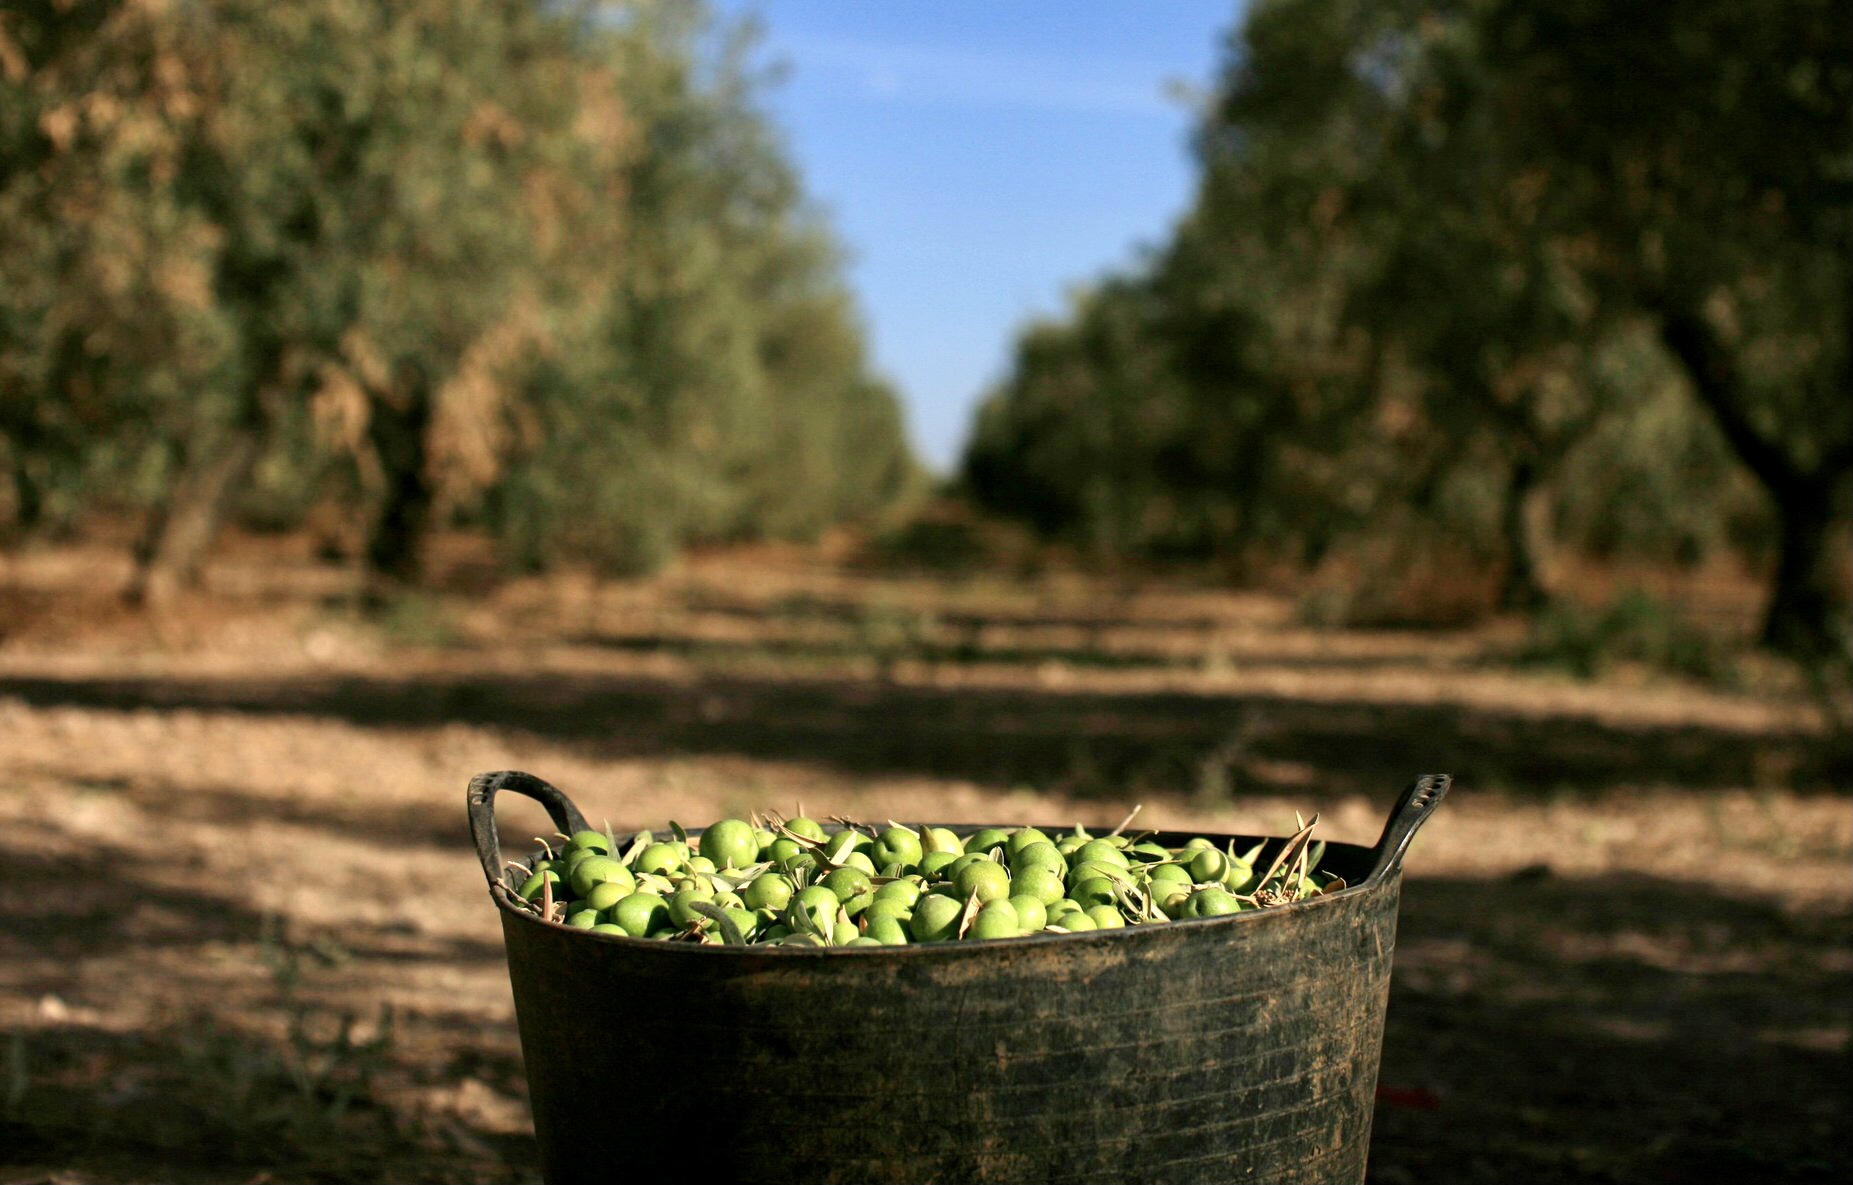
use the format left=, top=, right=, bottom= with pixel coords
left=964, top=0, right=1850, bottom=656
left=0, top=0, right=916, bottom=600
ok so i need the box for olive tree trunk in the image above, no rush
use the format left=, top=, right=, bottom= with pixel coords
left=1497, top=454, right=1553, bottom=611
left=363, top=376, right=435, bottom=587
left=1661, top=312, right=1853, bottom=657
left=125, top=425, right=263, bottom=609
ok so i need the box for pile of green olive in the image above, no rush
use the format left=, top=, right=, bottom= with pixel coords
left=507, top=812, right=1338, bottom=947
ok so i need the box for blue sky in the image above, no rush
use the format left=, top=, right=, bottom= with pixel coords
left=710, top=1, right=1242, bottom=470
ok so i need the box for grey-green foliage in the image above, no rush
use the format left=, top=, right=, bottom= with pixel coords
left=496, top=4, right=914, bottom=574
left=964, top=0, right=1847, bottom=650
left=0, top=0, right=913, bottom=582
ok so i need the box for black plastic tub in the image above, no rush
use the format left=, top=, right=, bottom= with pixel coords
left=468, top=770, right=1449, bottom=1185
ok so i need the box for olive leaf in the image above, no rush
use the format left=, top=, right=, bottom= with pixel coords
left=668, top=820, right=689, bottom=846
left=783, top=896, right=832, bottom=940
left=688, top=901, right=748, bottom=946
left=1112, top=881, right=1152, bottom=923
left=829, top=815, right=872, bottom=839
left=636, top=872, right=675, bottom=896
left=707, top=862, right=771, bottom=891
left=955, top=891, right=984, bottom=939
left=620, top=830, right=652, bottom=865
left=1251, top=814, right=1319, bottom=899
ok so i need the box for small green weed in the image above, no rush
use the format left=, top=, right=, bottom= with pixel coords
left=372, top=591, right=461, bottom=648
left=1518, top=589, right=1738, bottom=684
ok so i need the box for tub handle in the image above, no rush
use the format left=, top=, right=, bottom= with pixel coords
left=1365, top=773, right=1451, bottom=885
left=467, top=769, right=593, bottom=893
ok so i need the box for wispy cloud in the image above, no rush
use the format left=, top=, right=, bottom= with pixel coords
left=776, top=32, right=1177, bottom=117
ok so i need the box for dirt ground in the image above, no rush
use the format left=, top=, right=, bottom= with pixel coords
left=1, top=539, right=1847, bottom=1184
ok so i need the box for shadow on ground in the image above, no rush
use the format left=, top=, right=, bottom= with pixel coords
left=0, top=836, right=530, bottom=1183
left=1370, top=872, right=1852, bottom=1185
left=4, top=854, right=1846, bottom=1184
left=0, top=668, right=1833, bottom=798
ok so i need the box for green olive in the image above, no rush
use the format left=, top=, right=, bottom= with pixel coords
left=567, top=830, right=613, bottom=854
left=1188, top=847, right=1228, bottom=883
left=742, top=873, right=794, bottom=912
left=1071, top=839, right=1130, bottom=870
left=1012, top=867, right=1066, bottom=906
left=872, top=826, right=923, bottom=868
left=909, top=893, right=964, bottom=943
left=633, top=843, right=683, bottom=876
left=918, top=851, right=959, bottom=881
left=863, top=897, right=913, bottom=925
left=953, top=859, right=1010, bottom=904
left=968, top=900, right=1019, bottom=940
left=872, top=879, right=922, bottom=908
left=568, top=856, right=634, bottom=899
left=865, top=915, right=910, bottom=945
left=583, top=881, right=629, bottom=913
left=1149, top=863, right=1193, bottom=888
left=1153, top=883, right=1192, bottom=919
left=1066, top=860, right=1131, bottom=890
left=668, top=886, right=716, bottom=927
left=1009, top=841, right=1067, bottom=878
left=792, top=885, right=841, bottom=933
left=943, top=852, right=987, bottom=881
left=609, top=892, right=670, bottom=937
left=1187, top=886, right=1242, bottom=918
left=699, top=818, right=759, bottom=871
left=785, top=816, right=827, bottom=842
left=1224, top=862, right=1258, bottom=894
left=1006, top=894, right=1047, bottom=933
left=821, top=866, right=876, bottom=915
left=1005, top=827, right=1052, bottom=859
left=921, top=827, right=964, bottom=856
left=965, top=827, right=1011, bottom=855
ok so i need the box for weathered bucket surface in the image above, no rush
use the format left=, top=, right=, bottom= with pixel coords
left=468, top=771, right=1450, bottom=1185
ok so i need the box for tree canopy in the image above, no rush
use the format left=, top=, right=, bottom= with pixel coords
left=0, top=0, right=916, bottom=594
left=964, top=0, right=1850, bottom=654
